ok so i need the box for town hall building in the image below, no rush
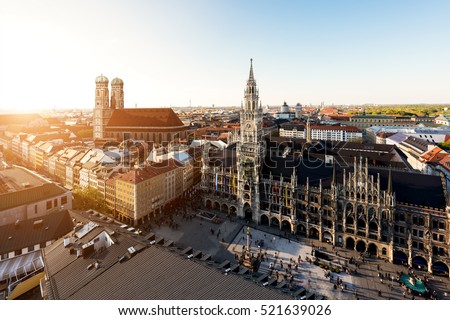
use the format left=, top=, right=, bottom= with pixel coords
left=201, top=60, right=450, bottom=277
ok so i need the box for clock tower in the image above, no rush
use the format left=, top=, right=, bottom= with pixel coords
left=237, top=59, right=265, bottom=221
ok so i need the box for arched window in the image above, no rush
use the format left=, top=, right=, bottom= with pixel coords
left=346, top=217, right=354, bottom=226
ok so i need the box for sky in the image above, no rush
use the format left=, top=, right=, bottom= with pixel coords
left=0, top=0, right=449, bottom=111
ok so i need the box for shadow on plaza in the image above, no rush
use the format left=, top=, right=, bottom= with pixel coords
left=148, top=207, right=449, bottom=300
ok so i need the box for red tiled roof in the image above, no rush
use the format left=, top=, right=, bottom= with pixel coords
left=318, top=107, right=338, bottom=115
left=116, top=159, right=180, bottom=184
left=438, top=154, right=450, bottom=170
left=420, top=147, right=447, bottom=163
left=107, top=108, right=184, bottom=128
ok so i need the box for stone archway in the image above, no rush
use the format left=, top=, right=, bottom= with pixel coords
left=432, top=261, right=449, bottom=277
left=221, top=203, right=229, bottom=213
left=243, top=203, right=253, bottom=221
left=271, top=216, right=280, bottom=227
left=368, top=243, right=378, bottom=256
left=322, top=231, right=333, bottom=244
left=296, top=224, right=306, bottom=236
left=213, top=201, right=220, bottom=211
left=412, top=256, right=428, bottom=270
left=205, top=199, right=212, bottom=209
left=356, top=240, right=366, bottom=252
left=229, top=206, right=237, bottom=216
left=281, top=220, right=291, bottom=233
left=260, top=214, right=269, bottom=226
left=346, top=237, right=355, bottom=250
left=309, top=227, right=319, bottom=240
left=393, top=250, right=407, bottom=265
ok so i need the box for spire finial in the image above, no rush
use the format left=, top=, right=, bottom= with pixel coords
left=249, top=58, right=254, bottom=81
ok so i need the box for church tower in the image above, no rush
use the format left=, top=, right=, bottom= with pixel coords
left=237, top=59, right=265, bottom=221
left=93, top=74, right=112, bottom=139
left=110, top=77, right=124, bottom=110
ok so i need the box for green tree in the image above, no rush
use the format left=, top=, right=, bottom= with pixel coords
left=72, top=186, right=110, bottom=214
left=2, top=148, right=21, bottom=164
left=438, top=141, right=450, bottom=151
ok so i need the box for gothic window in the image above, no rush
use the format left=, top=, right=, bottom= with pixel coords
left=368, top=207, right=376, bottom=219
left=357, top=205, right=364, bottom=216
left=346, top=217, right=354, bottom=226
left=357, top=219, right=366, bottom=229
left=357, top=193, right=360, bottom=200
left=346, top=203, right=353, bottom=214
left=368, top=195, right=372, bottom=203
left=369, top=221, right=378, bottom=232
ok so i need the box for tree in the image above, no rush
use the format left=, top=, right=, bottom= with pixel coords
left=438, top=141, right=450, bottom=151
left=2, top=148, right=21, bottom=164
left=72, top=186, right=111, bottom=214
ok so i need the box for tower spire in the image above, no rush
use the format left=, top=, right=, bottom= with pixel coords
left=249, top=58, right=254, bottom=81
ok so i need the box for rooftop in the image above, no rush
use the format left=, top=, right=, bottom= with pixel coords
left=0, top=210, right=74, bottom=256
left=42, top=221, right=291, bottom=300
left=261, top=156, right=446, bottom=209
left=0, top=167, right=68, bottom=212
left=0, top=166, right=47, bottom=194
left=106, top=108, right=185, bottom=128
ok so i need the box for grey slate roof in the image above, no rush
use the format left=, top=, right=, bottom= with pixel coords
left=261, top=156, right=446, bottom=209
left=0, top=210, right=74, bottom=255
left=43, top=225, right=291, bottom=300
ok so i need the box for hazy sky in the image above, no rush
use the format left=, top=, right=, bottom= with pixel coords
left=1, top=0, right=449, bottom=111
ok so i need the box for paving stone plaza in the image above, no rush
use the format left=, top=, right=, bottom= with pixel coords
left=149, top=208, right=450, bottom=300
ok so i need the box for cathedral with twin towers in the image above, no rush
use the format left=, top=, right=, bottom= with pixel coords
left=92, top=75, right=186, bottom=144
left=201, top=60, right=450, bottom=276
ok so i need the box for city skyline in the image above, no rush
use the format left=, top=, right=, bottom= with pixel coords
left=1, top=0, right=450, bottom=111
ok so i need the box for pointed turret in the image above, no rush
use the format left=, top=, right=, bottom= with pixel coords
left=248, top=58, right=254, bottom=81
left=306, top=116, right=312, bottom=143
left=332, top=161, right=336, bottom=186
left=387, top=167, right=393, bottom=194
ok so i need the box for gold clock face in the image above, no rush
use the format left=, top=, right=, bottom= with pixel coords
left=245, top=122, right=252, bottom=130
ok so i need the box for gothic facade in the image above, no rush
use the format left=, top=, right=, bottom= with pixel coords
left=201, top=61, right=450, bottom=276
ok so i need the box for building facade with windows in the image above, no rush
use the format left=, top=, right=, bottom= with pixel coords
left=201, top=61, right=450, bottom=276
left=280, top=123, right=362, bottom=142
